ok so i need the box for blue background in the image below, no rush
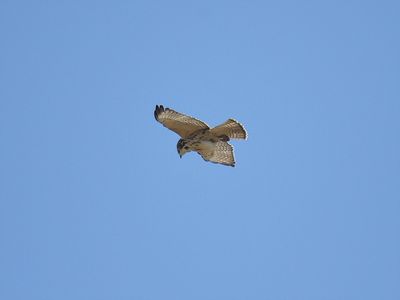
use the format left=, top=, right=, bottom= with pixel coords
left=1, top=1, right=399, bottom=299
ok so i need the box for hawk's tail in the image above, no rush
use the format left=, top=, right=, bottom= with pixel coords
left=210, top=119, right=247, bottom=140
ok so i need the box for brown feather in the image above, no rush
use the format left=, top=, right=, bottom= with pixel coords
left=209, top=119, right=247, bottom=140
left=197, top=141, right=235, bottom=167
left=154, top=105, right=209, bottom=138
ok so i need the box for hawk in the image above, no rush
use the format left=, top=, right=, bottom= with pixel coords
left=154, top=105, right=247, bottom=167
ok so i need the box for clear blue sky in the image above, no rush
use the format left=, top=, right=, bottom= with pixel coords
left=1, top=1, right=399, bottom=299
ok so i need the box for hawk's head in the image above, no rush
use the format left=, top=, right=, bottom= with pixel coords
left=177, top=139, right=190, bottom=158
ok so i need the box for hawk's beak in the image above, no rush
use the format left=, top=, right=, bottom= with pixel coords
left=179, top=154, right=182, bottom=158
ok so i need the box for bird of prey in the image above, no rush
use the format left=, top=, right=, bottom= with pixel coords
left=154, top=105, right=247, bottom=167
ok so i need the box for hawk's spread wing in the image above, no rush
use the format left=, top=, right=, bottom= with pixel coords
left=154, top=105, right=209, bottom=138
left=210, top=119, right=247, bottom=140
left=197, top=141, right=235, bottom=167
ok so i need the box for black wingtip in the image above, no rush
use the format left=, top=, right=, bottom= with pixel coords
left=154, top=105, right=165, bottom=121
left=154, top=105, right=158, bottom=120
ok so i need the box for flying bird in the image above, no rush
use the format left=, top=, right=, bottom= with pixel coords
left=154, top=105, right=247, bottom=167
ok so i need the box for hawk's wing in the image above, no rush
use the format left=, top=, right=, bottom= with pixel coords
left=154, top=105, right=209, bottom=138
left=197, top=141, right=235, bottom=167
left=209, top=119, right=247, bottom=140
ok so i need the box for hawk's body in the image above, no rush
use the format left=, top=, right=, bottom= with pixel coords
left=154, top=105, right=247, bottom=167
